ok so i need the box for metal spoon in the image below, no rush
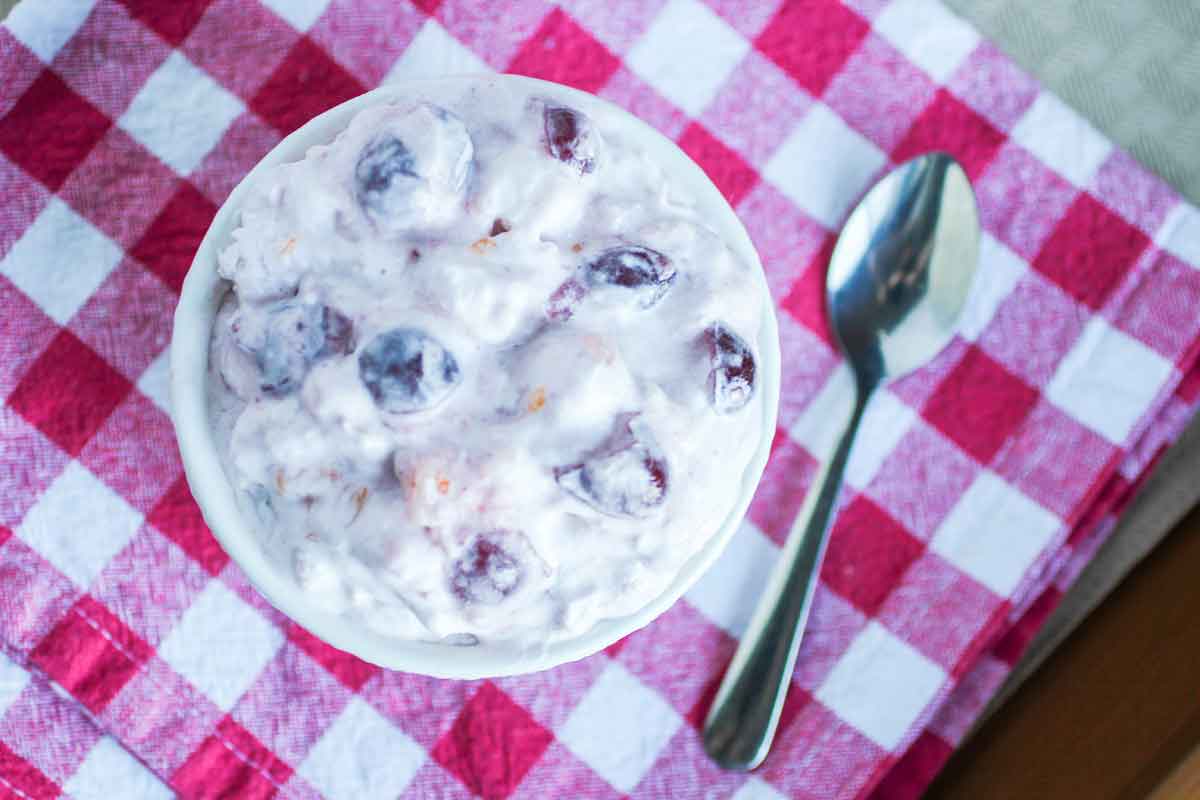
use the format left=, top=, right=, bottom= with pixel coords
left=703, top=152, right=981, bottom=770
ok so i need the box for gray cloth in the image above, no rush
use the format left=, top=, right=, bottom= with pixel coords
left=946, top=0, right=1200, bottom=205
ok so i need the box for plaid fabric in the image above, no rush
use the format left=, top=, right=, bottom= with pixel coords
left=3, top=0, right=1200, bottom=797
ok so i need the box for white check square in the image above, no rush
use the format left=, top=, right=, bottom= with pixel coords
left=732, top=777, right=789, bottom=800
left=959, top=233, right=1028, bottom=341
left=66, top=736, right=173, bottom=800
left=789, top=363, right=855, bottom=461
left=386, top=19, right=491, bottom=82
left=930, top=470, right=1061, bottom=597
left=259, top=0, right=331, bottom=32
left=626, top=0, right=749, bottom=116
left=845, top=388, right=915, bottom=490
left=299, top=697, right=424, bottom=800
left=1157, top=202, right=1200, bottom=268
left=119, top=51, right=244, bottom=176
left=685, top=520, right=780, bottom=637
left=0, top=651, right=30, bottom=715
left=0, top=198, right=122, bottom=324
left=1045, top=316, right=1175, bottom=443
left=559, top=663, right=682, bottom=792
left=4, top=0, right=94, bottom=62
left=1011, top=92, right=1113, bottom=187
left=815, top=621, right=945, bottom=751
left=17, top=461, right=143, bottom=588
left=873, top=0, right=980, bottom=82
left=136, top=349, right=171, bottom=415
left=158, top=579, right=284, bottom=710
left=764, top=104, right=887, bottom=229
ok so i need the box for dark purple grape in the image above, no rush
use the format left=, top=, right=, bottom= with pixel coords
left=555, top=415, right=669, bottom=518
left=246, top=303, right=356, bottom=396
left=584, top=246, right=675, bottom=309
left=358, top=327, right=461, bottom=413
left=544, top=105, right=597, bottom=175
left=450, top=533, right=523, bottom=604
left=354, top=135, right=417, bottom=215
left=704, top=322, right=756, bottom=414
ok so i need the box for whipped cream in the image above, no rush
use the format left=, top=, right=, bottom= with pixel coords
left=208, top=81, right=765, bottom=648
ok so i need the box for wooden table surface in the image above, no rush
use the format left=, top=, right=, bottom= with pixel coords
left=928, top=504, right=1200, bottom=799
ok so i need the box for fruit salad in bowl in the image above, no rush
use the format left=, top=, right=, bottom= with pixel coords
left=171, top=75, right=779, bottom=677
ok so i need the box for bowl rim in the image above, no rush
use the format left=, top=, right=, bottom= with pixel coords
left=170, top=74, right=781, bottom=678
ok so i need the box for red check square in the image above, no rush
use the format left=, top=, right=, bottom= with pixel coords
left=1033, top=192, right=1151, bottom=310
left=748, top=428, right=820, bottom=546
left=146, top=476, right=229, bottom=576
left=871, top=731, right=954, bottom=800
left=0, top=741, right=60, bottom=800
left=250, top=37, right=366, bottom=136
left=677, top=122, right=759, bottom=207
left=129, top=181, right=217, bottom=293
left=8, top=331, right=133, bottom=458
left=756, top=0, right=870, bottom=97
left=780, top=232, right=838, bottom=346
left=893, top=89, right=1006, bottom=180
left=507, top=8, right=620, bottom=94
left=922, top=345, right=1039, bottom=465
left=0, top=70, right=111, bottom=192
left=433, top=682, right=553, bottom=800
left=992, top=585, right=1062, bottom=665
left=170, top=716, right=292, bottom=800
left=287, top=622, right=379, bottom=692
left=821, top=495, right=924, bottom=615
left=30, top=595, right=153, bottom=714
left=117, top=0, right=216, bottom=47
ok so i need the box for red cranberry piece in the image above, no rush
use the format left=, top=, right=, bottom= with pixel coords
left=544, top=104, right=597, bottom=175
left=704, top=322, right=756, bottom=414
left=450, top=533, right=524, bottom=604
left=555, top=414, right=669, bottom=518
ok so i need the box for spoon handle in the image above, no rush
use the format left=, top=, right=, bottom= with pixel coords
left=703, top=385, right=871, bottom=771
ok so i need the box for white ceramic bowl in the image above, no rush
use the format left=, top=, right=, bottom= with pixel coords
left=170, top=75, right=781, bottom=678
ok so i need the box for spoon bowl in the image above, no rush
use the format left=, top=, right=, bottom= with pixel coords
left=828, top=153, right=979, bottom=383
left=703, top=152, right=980, bottom=770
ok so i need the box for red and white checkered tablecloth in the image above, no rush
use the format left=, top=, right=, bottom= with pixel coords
left=3, top=0, right=1200, bottom=797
